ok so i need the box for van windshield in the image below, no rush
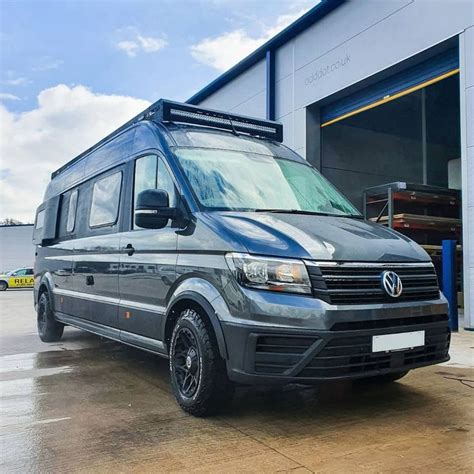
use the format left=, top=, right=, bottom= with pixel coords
left=174, top=147, right=360, bottom=216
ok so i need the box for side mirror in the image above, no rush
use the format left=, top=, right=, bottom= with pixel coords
left=134, top=189, right=176, bottom=229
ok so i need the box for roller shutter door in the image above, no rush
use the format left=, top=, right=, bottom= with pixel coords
left=321, top=47, right=459, bottom=127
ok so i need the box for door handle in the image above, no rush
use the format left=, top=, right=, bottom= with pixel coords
left=86, top=275, right=94, bottom=286
left=124, top=243, right=135, bottom=256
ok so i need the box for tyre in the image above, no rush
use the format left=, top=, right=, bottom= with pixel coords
left=0, top=281, right=7, bottom=291
left=37, top=291, right=64, bottom=342
left=359, top=370, right=410, bottom=384
left=169, top=308, right=234, bottom=416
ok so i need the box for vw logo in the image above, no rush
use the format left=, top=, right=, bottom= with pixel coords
left=381, top=271, right=403, bottom=298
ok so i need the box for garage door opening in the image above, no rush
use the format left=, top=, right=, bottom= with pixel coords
left=320, top=47, right=460, bottom=208
left=318, top=45, right=462, bottom=309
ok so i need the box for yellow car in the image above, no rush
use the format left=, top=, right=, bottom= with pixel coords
left=0, top=268, right=34, bottom=291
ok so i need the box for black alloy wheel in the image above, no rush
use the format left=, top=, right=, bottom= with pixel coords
left=169, top=308, right=234, bottom=416
left=37, top=291, right=64, bottom=342
left=173, top=327, right=201, bottom=398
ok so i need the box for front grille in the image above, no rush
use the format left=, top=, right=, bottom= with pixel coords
left=297, top=326, right=450, bottom=378
left=331, top=314, right=448, bottom=331
left=308, top=263, right=440, bottom=305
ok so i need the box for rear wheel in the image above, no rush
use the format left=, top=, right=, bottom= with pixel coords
left=169, top=308, right=234, bottom=417
left=0, top=281, right=7, bottom=291
left=37, top=291, right=64, bottom=342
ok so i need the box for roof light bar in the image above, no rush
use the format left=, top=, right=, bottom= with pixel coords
left=161, top=100, right=283, bottom=142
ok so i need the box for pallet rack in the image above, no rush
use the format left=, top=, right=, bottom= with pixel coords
left=363, top=182, right=463, bottom=303
left=363, top=182, right=461, bottom=241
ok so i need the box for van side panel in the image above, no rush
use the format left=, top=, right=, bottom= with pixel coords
left=36, top=242, right=75, bottom=312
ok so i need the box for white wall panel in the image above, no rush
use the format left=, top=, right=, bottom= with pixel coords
left=275, top=40, right=294, bottom=81
left=460, top=23, right=474, bottom=327
left=465, top=26, right=474, bottom=88
left=231, top=90, right=266, bottom=118
left=198, top=60, right=266, bottom=115
left=467, top=86, right=474, bottom=148
left=293, top=0, right=412, bottom=71
left=275, top=75, right=294, bottom=119
left=293, top=0, right=473, bottom=109
left=293, top=108, right=306, bottom=152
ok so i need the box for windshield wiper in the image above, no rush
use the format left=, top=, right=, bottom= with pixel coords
left=253, top=209, right=340, bottom=216
left=253, top=209, right=364, bottom=218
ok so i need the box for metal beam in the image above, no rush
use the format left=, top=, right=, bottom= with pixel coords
left=421, top=87, right=427, bottom=184
left=266, top=50, right=275, bottom=121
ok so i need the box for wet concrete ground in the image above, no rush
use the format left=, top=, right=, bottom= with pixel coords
left=1, top=290, right=473, bottom=473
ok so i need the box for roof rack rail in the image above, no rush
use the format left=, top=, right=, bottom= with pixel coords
left=51, top=99, right=283, bottom=179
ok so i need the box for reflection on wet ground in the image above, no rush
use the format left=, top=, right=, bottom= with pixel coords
left=1, top=291, right=473, bottom=472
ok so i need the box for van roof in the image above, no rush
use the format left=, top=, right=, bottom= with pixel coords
left=51, top=99, right=283, bottom=181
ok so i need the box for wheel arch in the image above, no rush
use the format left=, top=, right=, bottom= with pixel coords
left=164, top=289, right=229, bottom=360
left=36, top=272, right=55, bottom=307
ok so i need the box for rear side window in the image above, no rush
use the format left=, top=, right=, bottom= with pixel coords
left=35, top=210, right=45, bottom=229
left=89, top=171, right=122, bottom=228
left=66, top=190, right=78, bottom=233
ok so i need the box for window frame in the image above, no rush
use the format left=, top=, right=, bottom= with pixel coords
left=88, top=170, right=123, bottom=229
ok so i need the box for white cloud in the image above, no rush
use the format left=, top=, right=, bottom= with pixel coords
left=4, top=77, right=30, bottom=86
left=0, top=93, right=20, bottom=101
left=190, top=7, right=311, bottom=71
left=117, top=40, right=140, bottom=57
left=115, top=28, right=168, bottom=57
left=0, top=84, right=150, bottom=222
left=32, top=57, right=64, bottom=72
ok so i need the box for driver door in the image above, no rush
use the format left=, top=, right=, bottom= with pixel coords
left=119, top=154, right=178, bottom=345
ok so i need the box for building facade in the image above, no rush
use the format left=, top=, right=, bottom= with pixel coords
left=0, top=225, right=35, bottom=272
left=188, top=0, right=474, bottom=328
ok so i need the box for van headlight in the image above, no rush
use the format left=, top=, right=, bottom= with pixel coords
left=226, top=253, right=311, bottom=294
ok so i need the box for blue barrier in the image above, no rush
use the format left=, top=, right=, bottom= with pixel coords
left=442, top=239, right=458, bottom=331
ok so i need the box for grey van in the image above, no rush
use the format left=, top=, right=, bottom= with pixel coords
left=34, top=100, right=450, bottom=416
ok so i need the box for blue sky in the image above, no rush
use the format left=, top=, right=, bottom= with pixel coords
left=0, top=0, right=314, bottom=221
left=1, top=0, right=313, bottom=112
left=0, top=0, right=315, bottom=222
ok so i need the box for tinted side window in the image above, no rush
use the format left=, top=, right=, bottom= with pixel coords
left=134, top=155, right=157, bottom=209
left=89, top=171, right=122, bottom=228
left=133, top=155, right=176, bottom=229
left=26, top=269, right=34, bottom=275
left=67, top=190, right=78, bottom=233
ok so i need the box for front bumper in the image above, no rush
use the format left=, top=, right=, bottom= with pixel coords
left=221, top=315, right=450, bottom=385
